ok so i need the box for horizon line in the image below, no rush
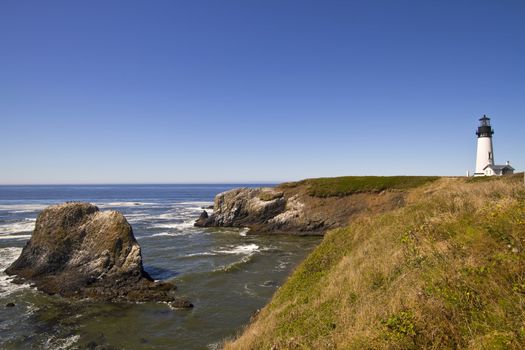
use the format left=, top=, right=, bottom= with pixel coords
left=0, top=181, right=284, bottom=186
left=0, top=174, right=471, bottom=186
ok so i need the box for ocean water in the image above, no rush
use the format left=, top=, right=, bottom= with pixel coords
left=0, top=185, right=320, bottom=349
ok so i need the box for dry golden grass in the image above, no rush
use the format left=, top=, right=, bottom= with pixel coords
left=224, top=174, right=525, bottom=349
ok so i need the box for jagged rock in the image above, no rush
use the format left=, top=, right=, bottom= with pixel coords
left=194, top=210, right=209, bottom=227
left=195, top=184, right=409, bottom=235
left=194, top=188, right=287, bottom=230
left=5, top=202, right=191, bottom=305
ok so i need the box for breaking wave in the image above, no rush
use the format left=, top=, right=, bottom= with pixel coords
left=182, top=252, right=217, bottom=258
left=0, top=247, right=29, bottom=297
left=0, top=234, right=32, bottom=240
left=149, top=232, right=192, bottom=237
left=214, top=243, right=259, bottom=255
left=149, top=221, right=195, bottom=230
left=96, top=202, right=157, bottom=208
left=0, top=204, right=48, bottom=212
left=214, top=254, right=257, bottom=273
left=44, top=334, right=80, bottom=350
left=0, top=219, right=36, bottom=234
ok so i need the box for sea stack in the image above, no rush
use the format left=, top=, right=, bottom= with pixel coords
left=5, top=202, right=191, bottom=307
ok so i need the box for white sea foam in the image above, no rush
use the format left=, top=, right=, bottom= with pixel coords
left=239, top=228, right=249, bottom=237
left=140, top=230, right=194, bottom=239
left=44, top=334, right=80, bottom=350
left=214, top=243, right=260, bottom=255
left=186, top=206, right=213, bottom=213
left=183, top=252, right=217, bottom=257
left=0, top=247, right=21, bottom=271
left=150, top=232, right=171, bottom=237
left=274, top=260, right=289, bottom=271
left=0, top=247, right=30, bottom=297
left=0, top=234, right=32, bottom=240
left=125, top=213, right=156, bottom=223
left=157, top=212, right=180, bottom=220
left=0, top=204, right=48, bottom=211
left=243, top=283, right=257, bottom=296
left=97, top=201, right=155, bottom=208
left=149, top=221, right=195, bottom=230
left=0, top=219, right=36, bottom=234
left=150, top=232, right=180, bottom=237
left=177, top=201, right=214, bottom=206
left=207, top=341, right=221, bottom=350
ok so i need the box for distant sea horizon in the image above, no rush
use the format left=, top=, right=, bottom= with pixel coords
left=0, top=182, right=281, bottom=186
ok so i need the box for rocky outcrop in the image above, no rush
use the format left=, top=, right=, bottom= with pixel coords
left=195, top=185, right=407, bottom=235
left=6, top=202, right=191, bottom=307
left=194, top=187, right=329, bottom=234
left=194, top=188, right=291, bottom=232
left=195, top=188, right=286, bottom=229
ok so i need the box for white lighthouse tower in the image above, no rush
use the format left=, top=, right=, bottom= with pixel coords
left=473, top=115, right=514, bottom=176
left=474, top=115, right=494, bottom=176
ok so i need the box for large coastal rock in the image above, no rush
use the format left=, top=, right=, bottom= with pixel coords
left=194, top=187, right=328, bottom=234
left=6, top=202, right=191, bottom=306
left=195, top=185, right=407, bottom=235
left=196, top=188, right=286, bottom=228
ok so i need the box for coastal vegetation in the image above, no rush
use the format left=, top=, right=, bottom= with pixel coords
left=281, top=175, right=439, bottom=197
left=225, top=174, right=525, bottom=349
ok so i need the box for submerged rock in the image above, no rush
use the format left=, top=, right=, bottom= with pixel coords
left=5, top=202, right=191, bottom=305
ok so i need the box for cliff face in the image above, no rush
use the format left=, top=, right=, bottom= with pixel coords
left=195, top=179, right=414, bottom=235
left=6, top=202, right=191, bottom=306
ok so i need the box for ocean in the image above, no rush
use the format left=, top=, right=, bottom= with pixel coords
left=0, top=185, right=320, bottom=349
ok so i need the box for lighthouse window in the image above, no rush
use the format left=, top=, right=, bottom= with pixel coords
left=488, top=152, right=493, bottom=160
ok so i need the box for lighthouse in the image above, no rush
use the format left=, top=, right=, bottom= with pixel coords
left=474, top=115, right=494, bottom=175
left=473, top=115, right=514, bottom=176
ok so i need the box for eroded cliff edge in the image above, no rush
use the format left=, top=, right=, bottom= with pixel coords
left=195, top=176, right=439, bottom=235
left=6, top=202, right=191, bottom=307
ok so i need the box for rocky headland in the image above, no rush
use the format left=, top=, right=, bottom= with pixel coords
left=224, top=174, right=525, bottom=349
left=6, top=202, right=191, bottom=307
left=195, top=176, right=438, bottom=235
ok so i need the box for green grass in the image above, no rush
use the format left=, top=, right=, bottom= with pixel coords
left=467, top=172, right=524, bottom=183
left=300, top=175, right=439, bottom=197
left=225, top=176, right=525, bottom=349
left=258, top=190, right=284, bottom=201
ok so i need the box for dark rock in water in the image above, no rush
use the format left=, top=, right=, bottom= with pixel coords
left=5, top=302, right=15, bottom=307
left=201, top=205, right=214, bottom=210
left=5, top=202, right=191, bottom=305
left=194, top=210, right=209, bottom=227
left=170, top=299, right=194, bottom=308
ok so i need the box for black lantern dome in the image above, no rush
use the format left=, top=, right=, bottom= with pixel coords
left=476, top=115, right=494, bottom=138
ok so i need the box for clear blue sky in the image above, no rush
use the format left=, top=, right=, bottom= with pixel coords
left=1, top=1, right=523, bottom=184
